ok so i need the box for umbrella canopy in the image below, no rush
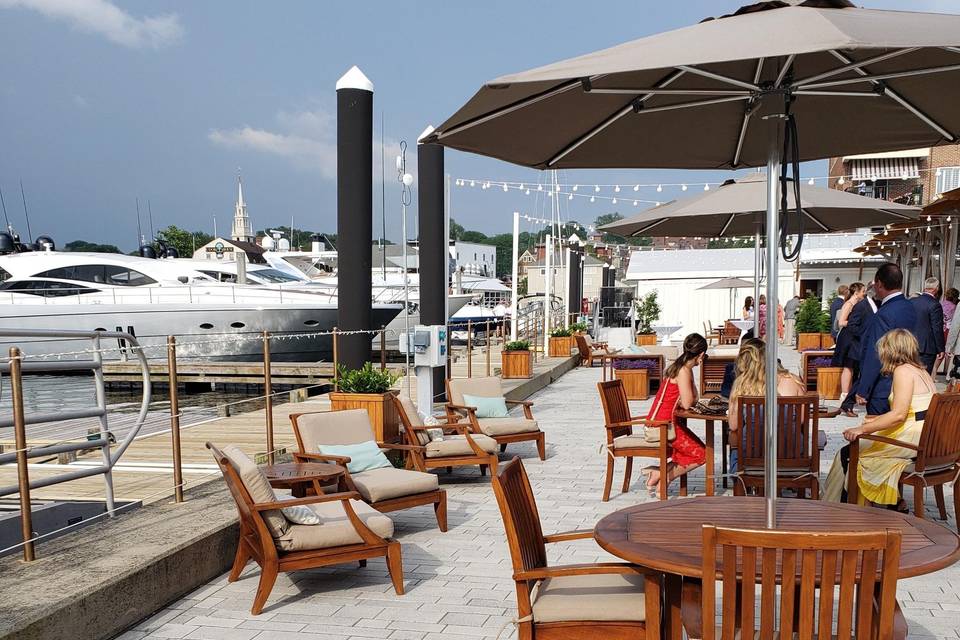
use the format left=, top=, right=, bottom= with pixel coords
left=698, top=277, right=755, bottom=290
left=598, top=172, right=917, bottom=237
left=425, top=0, right=960, bottom=170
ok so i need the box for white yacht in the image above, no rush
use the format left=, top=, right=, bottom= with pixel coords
left=0, top=250, right=401, bottom=362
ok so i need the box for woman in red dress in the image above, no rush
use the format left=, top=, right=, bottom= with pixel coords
left=642, top=333, right=708, bottom=492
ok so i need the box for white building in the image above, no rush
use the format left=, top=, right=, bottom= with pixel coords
left=526, top=255, right=606, bottom=302
left=451, top=241, right=496, bottom=277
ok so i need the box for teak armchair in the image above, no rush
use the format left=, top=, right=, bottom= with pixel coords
left=734, top=394, right=820, bottom=498
left=445, top=377, right=546, bottom=460
left=598, top=379, right=686, bottom=501
left=207, top=442, right=403, bottom=615
left=702, top=525, right=904, bottom=640
left=393, top=394, right=499, bottom=476
left=289, top=409, right=448, bottom=531
left=575, top=333, right=613, bottom=367
left=849, top=392, right=960, bottom=526
left=492, top=457, right=662, bottom=640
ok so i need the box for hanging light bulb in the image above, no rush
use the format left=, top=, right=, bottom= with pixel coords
left=901, top=172, right=909, bottom=181
left=547, top=191, right=553, bottom=198
left=633, top=200, right=638, bottom=206
left=807, top=178, right=815, bottom=186
left=884, top=229, right=889, bottom=235
left=633, top=184, right=640, bottom=192
left=870, top=175, right=878, bottom=183
left=594, top=185, right=600, bottom=193
left=470, top=180, right=475, bottom=187
left=656, top=184, right=662, bottom=192
left=704, top=183, right=710, bottom=191
left=655, top=201, right=661, bottom=206
left=568, top=193, right=574, bottom=200
left=590, top=196, right=595, bottom=203
left=572, top=184, right=578, bottom=191
left=948, top=216, right=953, bottom=223
left=614, top=185, right=621, bottom=193
left=502, top=184, right=508, bottom=192
left=927, top=225, right=932, bottom=232
left=612, top=198, right=617, bottom=204
left=537, top=184, right=543, bottom=191
left=681, top=184, right=688, bottom=191
left=927, top=215, right=932, bottom=222
left=837, top=176, right=845, bottom=185
left=525, top=189, right=531, bottom=195
left=519, top=183, right=525, bottom=190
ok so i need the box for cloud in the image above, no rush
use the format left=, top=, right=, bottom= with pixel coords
left=0, top=0, right=183, bottom=49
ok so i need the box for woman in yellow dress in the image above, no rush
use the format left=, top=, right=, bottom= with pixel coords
left=822, top=328, right=936, bottom=507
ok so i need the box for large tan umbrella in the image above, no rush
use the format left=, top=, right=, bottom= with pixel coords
left=426, top=0, right=960, bottom=526
left=699, top=277, right=755, bottom=318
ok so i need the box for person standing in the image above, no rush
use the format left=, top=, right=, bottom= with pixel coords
left=830, top=284, right=849, bottom=340
left=783, top=295, right=800, bottom=346
left=855, top=264, right=917, bottom=416
left=911, top=277, right=945, bottom=374
left=838, top=286, right=877, bottom=417
left=832, top=282, right=866, bottom=409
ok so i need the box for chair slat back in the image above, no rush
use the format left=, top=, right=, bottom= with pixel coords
left=915, top=392, right=960, bottom=472
left=701, top=359, right=729, bottom=395
left=491, top=457, right=547, bottom=575
left=206, top=442, right=275, bottom=558
left=598, top=380, right=633, bottom=442
left=394, top=395, right=430, bottom=446
left=575, top=334, right=592, bottom=364
left=738, top=395, right=818, bottom=472
left=702, top=526, right=902, bottom=640
left=720, top=322, right=740, bottom=345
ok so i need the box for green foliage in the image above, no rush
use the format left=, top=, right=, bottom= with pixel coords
left=634, top=291, right=662, bottom=334
left=335, top=362, right=401, bottom=394
left=594, top=212, right=652, bottom=246
left=505, top=340, right=530, bottom=352
left=64, top=239, right=121, bottom=253
left=795, top=297, right=830, bottom=334
left=570, top=321, right=588, bottom=333
left=550, top=327, right=572, bottom=337
left=155, top=225, right=214, bottom=257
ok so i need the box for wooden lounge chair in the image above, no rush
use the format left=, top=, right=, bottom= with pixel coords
left=574, top=333, right=613, bottom=367
left=848, top=391, right=960, bottom=527
left=702, top=525, right=904, bottom=640
left=207, top=442, right=403, bottom=614
left=289, top=409, right=448, bottom=531
left=445, top=377, right=546, bottom=460
left=393, top=394, right=499, bottom=476
left=492, top=457, right=663, bottom=640
left=733, top=394, right=820, bottom=499
left=598, top=379, right=685, bottom=501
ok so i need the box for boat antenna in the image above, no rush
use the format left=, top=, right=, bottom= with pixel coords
left=0, top=183, right=11, bottom=233
left=147, top=199, right=155, bottom=241
left=380, top=111, right=387, bottom=279
left=136, top=198, right=143, bottom=246
left=19, top=179, right=33, bottom=243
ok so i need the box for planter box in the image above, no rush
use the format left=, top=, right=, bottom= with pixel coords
left=801, top=350, right=836, bottom=392
left=816, top=367, right=843, bottom=400
left=636, top=333, right=658, bottom=346
left=502, top=350, right=533, bottom=379
left=797, top=333, right=822, bottom=351
left=329, top=391, right=399, bottom=443
left=548, top=336, right=574, bottom=357
left=820, top=333, right=835, bottom=349
left=614, top=368, right=650, bottom=400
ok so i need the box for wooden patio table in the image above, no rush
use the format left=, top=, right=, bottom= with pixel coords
left=263, top=462, right=346, bottom=498
left=595, top=496, right=960, bottom=640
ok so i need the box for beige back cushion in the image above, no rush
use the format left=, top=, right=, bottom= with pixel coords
left=397, top=395, right=429, bottom=446
left=448, top=377, right=505, bottom=407
left=220, top=444, right=290, bottom=538
left=583, top=335, right=594, bottom=347
left=296, top=409, right=375, bottom=452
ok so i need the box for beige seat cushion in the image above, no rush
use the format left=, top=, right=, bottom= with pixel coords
left=477, top=417, right=539, bottom=436
left=531, top=573, right=646, bottom=623
left=425, top=434, right=498, bottom=458
left=296, top=409, right=376, bottom=451
left=352, top=466, right=439, bottom=502
left=219, top=444, right=290, bottom=538
left=905, top=461, right=957, bottom=475
left=275, top=499, right=394, bottom=552
left=613, top=434, right=651, bottom=450
left=448, top=376, right=505, bottom=407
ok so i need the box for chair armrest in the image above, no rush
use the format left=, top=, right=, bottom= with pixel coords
left=379, top=442, right=422, bottom=452
left=606, top=418, right=669, bottom=429
left=543, top=529, right=594, bottom=543
left=294, top=451, right=351, bottom=465
left=856, top=434, right=919, bottom=451
left=515, top=563, right=650, bottom=581
left=505, top=399, right=534, bottom=407
left=252, top=490, right=361, bottom=511
left=446, top=403, right=478, bottom=413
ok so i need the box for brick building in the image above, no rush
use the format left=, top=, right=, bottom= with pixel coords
left=828, top=143, right=960, bottom=206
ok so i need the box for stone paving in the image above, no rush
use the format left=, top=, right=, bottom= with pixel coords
left=121, top=347, right=959, bottom=640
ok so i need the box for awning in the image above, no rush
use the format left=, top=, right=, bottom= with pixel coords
left=849, top=157, right=920, bottom=182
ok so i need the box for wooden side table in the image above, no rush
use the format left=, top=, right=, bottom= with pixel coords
left=263, top=462, right=346, bottom=498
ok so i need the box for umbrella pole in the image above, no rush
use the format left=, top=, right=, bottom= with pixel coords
left=764, top=131, right=781, bottom=529
left=753, top=230, right=761, bottom=337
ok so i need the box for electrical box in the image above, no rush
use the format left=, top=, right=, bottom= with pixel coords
left=403, top=324, right=446, bottom=367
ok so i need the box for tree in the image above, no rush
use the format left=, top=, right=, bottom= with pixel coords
left=449, top=219, right=465, bottom=241
left=459, top=230, right=489, bottom=243
left=156, top=226, right=214, bottom=257
left=593, top=212, right=651, bottom=246
left=64, top=239, right=121, bottom=253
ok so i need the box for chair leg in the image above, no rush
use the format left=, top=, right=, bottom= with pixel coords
left=386, top=541, right=405, bottom=595
left=488, top=456, right=498, bottom=477
left=359, top=559, right=367, bottom=567
left=679, top=472, right=687, bottom=497
left=500, top=443, right=508, bottom=453
left=603, top=455, right=615, bottom=502
left=934, top=485, right=948, bottom=520
left=434, top=491, right=448, bottom=532
left=250, top=561, right=278, bottom=615
left=536, top=433, right=546, bottom=461
left=953, top=477, right=960, bottom=531
left=914, top=484, right=925, bottom=519
left=622, top=456, right=634, bottom=494
left=479, top=464, right=487, bottom=476
left=228, top=540, right=251, bottom=582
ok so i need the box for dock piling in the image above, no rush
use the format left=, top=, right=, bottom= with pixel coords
left=10, top=347, right=35, bottom=561
left=167, top=336, right=184, bottom=503
left=262, top=331, right=275, bottom=465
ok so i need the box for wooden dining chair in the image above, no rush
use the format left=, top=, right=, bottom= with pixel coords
left=848, top=392, right=960, bottom=527
left=732, top=395, right=820, bottom=498
left=492, top=457, right=662, bottom=640
left=698, top=357, right=730, bottom=397
left=719, top=322, right=740, bottom=345
left=575, top=333, right=609, bottom=367
left=598, top=379, right=686, bottom=501
left=701, top=525, right=904, bottom=640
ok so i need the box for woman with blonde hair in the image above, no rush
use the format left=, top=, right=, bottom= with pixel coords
left=823, top=328, right=936, bottom=507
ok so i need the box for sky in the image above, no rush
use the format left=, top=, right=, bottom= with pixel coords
left=0, top=0, right=956, bottom=251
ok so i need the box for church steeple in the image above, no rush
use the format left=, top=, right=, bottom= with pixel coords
left=231, top=172, right=253, bottom=243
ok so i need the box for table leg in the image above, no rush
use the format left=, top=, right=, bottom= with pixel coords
left=705, top=420, right=715, bottom=497
left=665, top=573, right=683, bottom=640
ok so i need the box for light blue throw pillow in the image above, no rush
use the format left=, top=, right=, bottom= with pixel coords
left=462, top=393, right=510, bottom=418
left=318, top=441, right=392, bottom=474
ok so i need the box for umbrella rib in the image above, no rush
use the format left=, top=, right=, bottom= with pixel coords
left=678, top=65, right=759, bottom=91
left=790, top=48, right=920, bottom=87
left=732, top=58, right=765, bottom=168
left=631, top=218, right=670, bottom=236
left=586, top=88, right=750, bottom=96
left=775, top=54, right=796, bottom=88
left=800, top=209, right=829, bottom=232
left=797, top=63, right=960, bottom=90
left=633, top=95, right=749, bottom=115
left=825, top=50, right=955, bottom=142
left=719, top=213, right=737, bottom=237
left=879, top=209, right=915, bottom=221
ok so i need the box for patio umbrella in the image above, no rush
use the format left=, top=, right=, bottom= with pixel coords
left=699, top=277, right=755, bottom=319
left=426, top=0, right=960, bottom=526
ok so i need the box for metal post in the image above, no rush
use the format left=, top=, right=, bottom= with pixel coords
left=467, top=319, right=473, bottom=378
left=10, top=347, right=35, bottom=561
left=332, top=327, right=339, bottom=391
left=91, top=335, right=115, bottom=516
left=380, top=325, right=386, bottom=371
left=510, top=211, right=520, bottom=342
left=544, top=234, right=552, bottom=354
left=167, top=336, right=184, bottom=503
left=262, top=331, right=275, bottom=464
left=485, top=319, right=491, bottom=376
left=764, top=125, right=781, bottom=529
left=754, top=229, right=762, bottom=338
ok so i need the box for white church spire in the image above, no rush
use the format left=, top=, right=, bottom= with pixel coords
left=231, top=172, right=253, bottom=243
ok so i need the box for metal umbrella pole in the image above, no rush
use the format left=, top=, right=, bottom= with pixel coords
left=763, top=118, right=782, bottom=529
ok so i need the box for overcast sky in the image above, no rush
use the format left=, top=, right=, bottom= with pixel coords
left=0, top=0, right=953, bottom=250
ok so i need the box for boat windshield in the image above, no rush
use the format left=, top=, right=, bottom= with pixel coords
left=33, top=265, right=157, bottom=287
left=252, top=269, right=305, bottom=283
left=0, top=280, right=101, bottom=297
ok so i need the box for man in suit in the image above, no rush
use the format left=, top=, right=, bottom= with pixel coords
left=855, top=263, right=917, bottom=416
left=838, top=286, right=877, bottom=416
left=912, top=276, right=945, bottom=374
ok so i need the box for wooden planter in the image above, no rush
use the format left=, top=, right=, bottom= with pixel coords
left=801, top=350, right=836, bottom=392
left=548, top=336, right=574, bottom=357
left=820, top=333, right=835, bottom=349
left=796, top=333, right=822, bottom=351
left=502, top=350, right=533, bottom=379
left=636, top=333, right=658, bottom=346
left=816, top=367, right=843, bottom=400
left=329, top=391, right=399, bottom=443
left=614, top=368, right=650, bottom=400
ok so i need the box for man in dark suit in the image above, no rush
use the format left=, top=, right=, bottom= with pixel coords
left=855, top=263, right=917, bottom=416
left=838, top=288, right=877, bottom=416
left=912, top=276, right=945, bottom=374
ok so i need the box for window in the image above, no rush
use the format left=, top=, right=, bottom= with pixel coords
left=0, top=280, right=100, bottom=297
left=33, top=265, right=156, bottom=287
left=200, top=270, right=237, bottom=283
left=0, top=267, right=10, bottom=283
left=251, top=268, right=303, bottom=283
left=936, top=167, right=960, bottom=196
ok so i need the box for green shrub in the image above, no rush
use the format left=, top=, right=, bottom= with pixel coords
left=551, top=327, right=572, bottom=337
left=505, top=340, right=530, bottom=352
left=795, top=297, right=829, bottom=334
left=570, top=321, right=588, bottom=333
left=336, top=362, right=401, bottom=394
left=634, top=291, right=662, bottom=334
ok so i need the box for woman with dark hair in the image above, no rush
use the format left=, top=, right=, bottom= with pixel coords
left=831, top=282, right=866, bottom=412
left=742, top=296, right=754, bottom=321
left=641, top=333, right=709, bottom=492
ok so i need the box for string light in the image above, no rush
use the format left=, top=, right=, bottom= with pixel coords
left=704, top=184, right=710, bottom=191
left=470, top=180, right=475, bottom=187
left=594, top=185, right=600, bottom=193
left=614, top=185, right=621, bottom=193
left=572, top=184, right=578, bottom=191
left=837, top=176, right=845, bottom=185
left=537, top=184, right=543, bottom=191
left=568, top=194, right=574, bottom=200
left=633, top=200, right=638, bottom=206
left=807, top=178, right=815, bottom=185
left=502, top=184, right=508, bottom=192
left=633, top=184, right=640, bottom=191
left=656, top=184, right=662, bottom=192
left=681, top=184, right=687, bottom=191
left=612, top=198, right=617, bottom=204
left=590, top=196, right=595, bottom=203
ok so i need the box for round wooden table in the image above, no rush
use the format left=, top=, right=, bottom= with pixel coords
left=263, top=462, right=346, bottom=497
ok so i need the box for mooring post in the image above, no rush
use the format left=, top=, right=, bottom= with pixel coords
left=262, top=331, right=275, bottom=464
left=10, top=347, right=35, bottom=561
left=167, top=337, right=184, bottom=502
left=467, top=320, right=473, bottom=378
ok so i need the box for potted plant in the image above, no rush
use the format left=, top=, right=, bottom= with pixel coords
left=612, top=357, right=658, bottom=400
left=795, top=296, right=826, bottom=351
left=569, top=321, right=588, bottom=335
left=549, top=327, right=574, bottom=357
left=634, top=291, right=661, bottom=346
left=330, top=363, right=403, bottom=443
left=502, top=340, right=532, bottom=379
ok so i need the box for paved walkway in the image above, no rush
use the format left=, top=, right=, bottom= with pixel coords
left=122, top=350, right=960, bottom=640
